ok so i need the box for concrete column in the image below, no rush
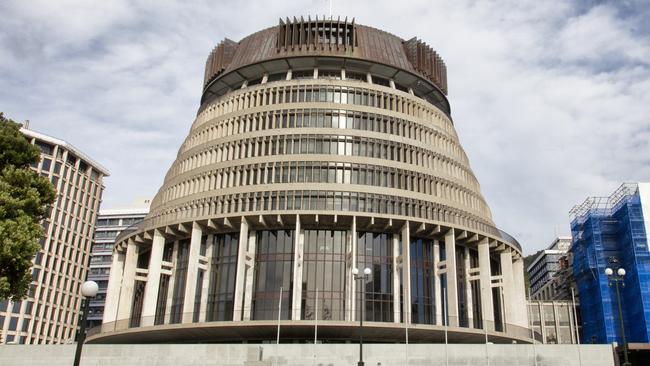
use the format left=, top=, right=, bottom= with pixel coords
left=182, top=223, right=203, bottom=323
left=478, top=238, right=494, bottom=330
left=243, top=230, right=257, bottom=321
left=233, top=219, right=250, bottom=321
left=444, top=229, right=458, bottom=326
left=512, top=257, right=529, bottom=328
left=433, top=240, right=442, bottom=325
left=392, top=234, right=401, bottom=323
left=114, top=240, right=138, bottom=322
left=400, top=223, right=411, bottom=324
left=292, top=216, right=304, bottom=320
left=347, top=216, right=357, bottom=322
left=199, top=233, right=214, bottom=323
left=464, top=246, right=474, bottom=328
left=500, top=250, right=516, bottom=329
left=103, top=246, right=126, bottom=325
left=141, top=230, right=165, bottom=327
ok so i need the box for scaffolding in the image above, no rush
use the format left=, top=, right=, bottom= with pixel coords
left=570, top=183, right=650, bottom=344
left=569, top=183, right=639, bottom=225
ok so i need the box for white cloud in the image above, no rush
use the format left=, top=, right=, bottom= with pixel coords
left=555, top=5, right=650, bottom=66
left=1, top=0, right=649, bottom=253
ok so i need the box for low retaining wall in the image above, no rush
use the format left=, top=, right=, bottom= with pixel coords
left=0, top=343, right=615, bottom=366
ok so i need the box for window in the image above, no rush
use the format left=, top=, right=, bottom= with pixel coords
left=41, top=158, right=52, bottom=172
left=318, top=69, right=342, bottom=80
left=129, top=281, right=146, bottom=328
left=252, top=230, right=294, bottom=320
left=9, top=316, right=19, bottom=330
left=267, top=72, right=286, bottom=82
left=66, top=154, right=77, bottom=166
left=154, top=275, right=170, bottom=325
left=372, top=76, right=390, bottom=87
left=36, top=141, right=54, bottom=155
left=169, top=240, right=190, bottom=324
left=302, top=230, right=347, bottom=320
left=410, top=238, right=436, bottom=324
left=206, top=233, right=239, bottom=321
left=356, top=232, right=394, bottom=322
left=345, top=72, right=367, bottom=82
left=96, top=218, right=119, bottom=227
left=291, top=70, right=313, bottom=80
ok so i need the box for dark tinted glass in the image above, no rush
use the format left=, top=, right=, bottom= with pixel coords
left=301, top=230, right=347, bottom=320
left=252, top=230, right=294, bottom=320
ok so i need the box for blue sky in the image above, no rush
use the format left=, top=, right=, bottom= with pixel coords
left=1, top=0, right=649, bottom=253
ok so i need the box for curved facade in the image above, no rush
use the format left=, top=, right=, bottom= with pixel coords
left=94, top=17, right=529, bottom=344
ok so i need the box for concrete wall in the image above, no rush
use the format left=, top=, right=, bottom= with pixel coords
left=0, top=344, right=615, bottom=366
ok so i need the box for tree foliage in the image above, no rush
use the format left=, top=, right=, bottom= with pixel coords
left=0, top=113, right=56, bottom=301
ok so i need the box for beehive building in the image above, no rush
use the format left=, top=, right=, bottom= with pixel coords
left=93, top=17, right=529, bottom=344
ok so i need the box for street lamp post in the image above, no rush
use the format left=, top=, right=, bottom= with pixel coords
left=605, top=266, right=631, bottom=366
left=352, top=267, right=372, bottom=366
left=73, top=280, right=99, bottom=366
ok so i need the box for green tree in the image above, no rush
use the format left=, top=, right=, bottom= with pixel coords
left=0, top=113, right=56, bottom=301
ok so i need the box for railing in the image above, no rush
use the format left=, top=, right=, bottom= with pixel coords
left=569, top=182, right=639, bottom=224
left=89, top=309, right=535, bottom=343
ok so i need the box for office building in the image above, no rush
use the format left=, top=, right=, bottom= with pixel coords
left=527, top=237, right=572, bottom=300
left=93, top=17, right=529, bottom=344
left=528, top=300, right=581, bottom=344
left=570, top=183, right=650, bottom=344
left=87, top=203, right=149, bottom=328
left=0, top=127, right=108, bottom=344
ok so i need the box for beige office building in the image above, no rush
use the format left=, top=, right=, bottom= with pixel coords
left=0, top=127, right=108, bottom=344
left=95, top=17, right=529, bottom=344
left=528, top=300, right=581, bottom=344
left=87, top=203, right=150, bottom=329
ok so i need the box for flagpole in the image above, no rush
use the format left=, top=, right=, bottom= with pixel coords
left=484, top=321, right=490, bottom=366
left=484, top=290, right=490, bottom=366
left=444, top=287, right=448, bottom=366
left=571, top=287, right=580, bottom=344
left=527, top=289, right=538, bottom=366
left=276, top=286, right=282, bottom=366
left=405, top=307, right=409, bottom=365
left=571, top=287, right=582, bottom=365
left=313, top=287, right=318, bottom=366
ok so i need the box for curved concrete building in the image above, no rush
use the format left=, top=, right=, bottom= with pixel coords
left=93, top=17, right=529, bottom=344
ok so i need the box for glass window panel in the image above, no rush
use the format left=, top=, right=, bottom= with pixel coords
left=302, top=230, right=347, bottom=321
left=206, top=233, right=239, bottom=321
left=252, top=230, right=295, bottom=320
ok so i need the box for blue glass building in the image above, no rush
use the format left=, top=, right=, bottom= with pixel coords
left=570, top=183, right=650, bottom=344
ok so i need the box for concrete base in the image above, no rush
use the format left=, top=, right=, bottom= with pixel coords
left=0, top=344, right=615, bottom=366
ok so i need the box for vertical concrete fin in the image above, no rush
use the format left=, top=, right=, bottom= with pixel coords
left=182, top=222, right=203, bottom=323
left=141, top=230, right=165, bottom=326
left=445, top=229, right=458, bottom=326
